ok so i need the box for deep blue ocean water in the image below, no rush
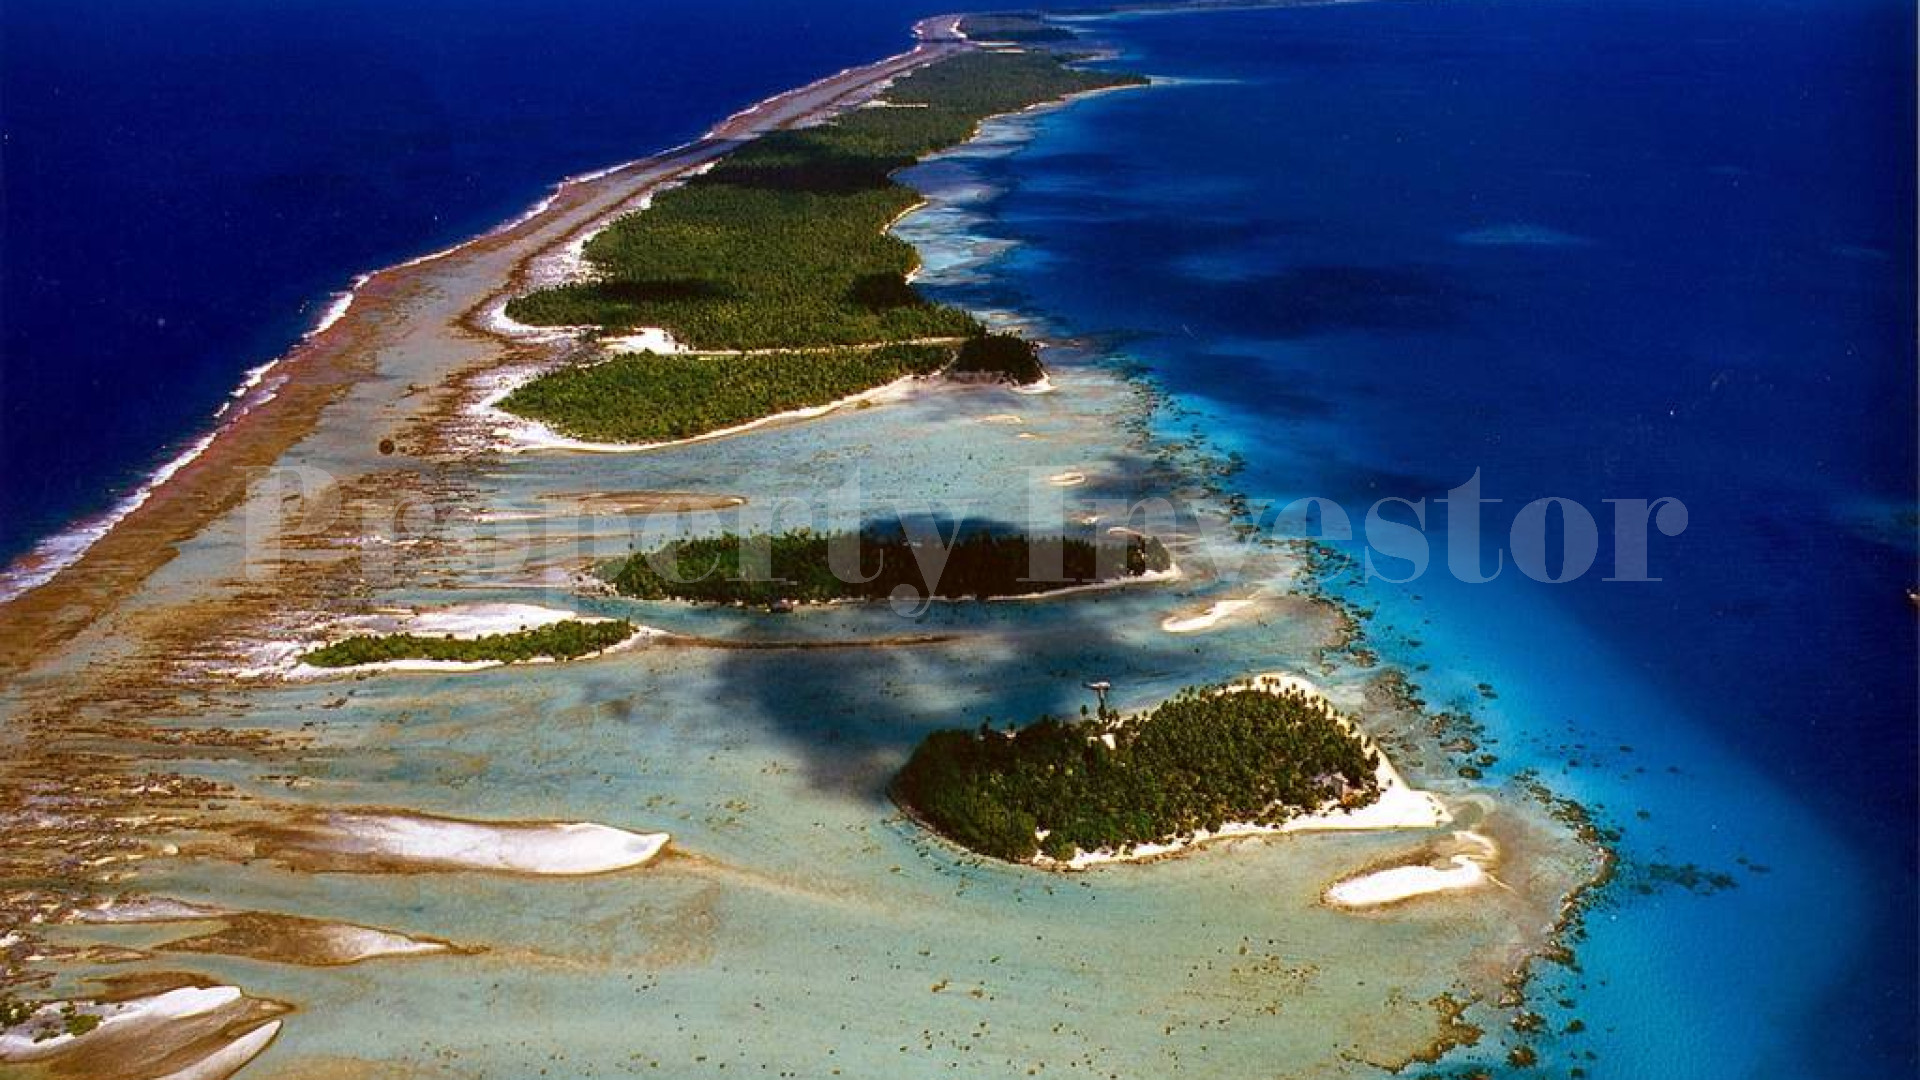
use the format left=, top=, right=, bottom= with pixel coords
left=929, top=0, right=1913, bottom=1073
left=0, top=0, right=985, bottom=568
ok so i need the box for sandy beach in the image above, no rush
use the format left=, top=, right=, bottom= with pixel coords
left=1324, top=831, right=1500, bottom=908
left=239, top=811, right=672, bottom=876
left=1038, top=673, right=1453, bottom=870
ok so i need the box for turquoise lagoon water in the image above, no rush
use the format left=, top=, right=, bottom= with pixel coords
left=112, top=351, right=1580, bottom=1077
left=898, top=1, right=1916, bottom=1076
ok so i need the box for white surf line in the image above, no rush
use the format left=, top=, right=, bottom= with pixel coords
left=0, top=421, right=223, bottom=604
left=0, top=21, right=970, bottom=610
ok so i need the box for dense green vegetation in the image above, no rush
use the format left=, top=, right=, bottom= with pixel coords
left=503, top=50, right=1144, bottom=350
left=609, top=529, right=1171, bottom=605
left=0, top=997, right=100, bottom=1042
left=301, top=619, right=636, bottom=668
left=500, top=344, right=954, bottom=444
left=951, top=333, right=1046, bottom=383
left=958, top=13, right=1078, bottom=44
left=895, top=684, right=1382, bottom=862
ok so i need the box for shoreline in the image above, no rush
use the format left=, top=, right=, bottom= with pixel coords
left=1029, top=673, right=1452, bottom=871
left=0, top=13, right=970, bottom=678
left=226, top=602, right=663, bottom=680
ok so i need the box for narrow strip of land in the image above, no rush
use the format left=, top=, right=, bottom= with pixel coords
left=0, top=16, right=970, bottom=680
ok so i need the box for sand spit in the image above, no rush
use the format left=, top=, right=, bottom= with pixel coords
left=1160, top=595, right=1261, bottom=634
left=540, top=490, right=749, bottom=516
left=349, top=601, right=608, bottom=639
left=988, top=564, right=1182, bottom=603
left=69, top=896, right=230, bottom=925
left=160, top=912, right=460, bottom=967
left=65, top=894, right=461, bottom=966
left=1325, top=831, right=1500, bottom=909
left=234, top=810, right=670, bottom=876
left=1041, top=673, right=1451, bottom=870
left=0, top=978, right=286, bottom=1080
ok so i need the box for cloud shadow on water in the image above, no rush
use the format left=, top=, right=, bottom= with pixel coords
left=1196, top=263, right=1481, bottom=338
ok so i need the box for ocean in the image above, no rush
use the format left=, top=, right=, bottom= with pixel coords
left=917, top=0, right=1916, bottom=1073
left=0, top=0, right=975, bottom=579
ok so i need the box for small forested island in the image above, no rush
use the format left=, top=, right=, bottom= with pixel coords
left=894, top=683, right=1382, bottom=863
left=607, top=529, right=1172, bottom=605
left=499, top=334, right=1043, bottom=445
left=300, top=619, right=637, bottom=668
left=951, top=333, right=1046, bottom=384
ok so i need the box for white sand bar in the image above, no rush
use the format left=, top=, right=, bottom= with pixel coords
left=1325, top=832, right=1499, bottom=908
left=1326, top=858, right=1485, bottom=908
left=242, top=604, right=655, bottom=680
left=70, top=895, right=230, bottom=924
left=317, top=924, right=451, bottom=963
left=359, top=602, right=612, bottom=639
left=317, top=812, right=670, bottom=875
left=154, top=1019, right=281, bottom=1080
left=1161, top=597, right=1259, bottom=634
left=1, top=986, right=245, bottom=1061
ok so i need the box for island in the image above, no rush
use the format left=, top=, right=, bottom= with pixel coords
left=490, top=44, right=1141, bottom=446
left=894, top=680, right=1383, bottom=864
left=498, top=334, right=1043, bottom=446
left=299, top=618, right=638, bottom=668
left=606, top=529, right=1173, bottom=605
left=501, top=53, right=1142, bottom=346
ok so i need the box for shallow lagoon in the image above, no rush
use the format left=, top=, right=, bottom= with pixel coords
left=88, top=327, right=1592, bottom=1074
